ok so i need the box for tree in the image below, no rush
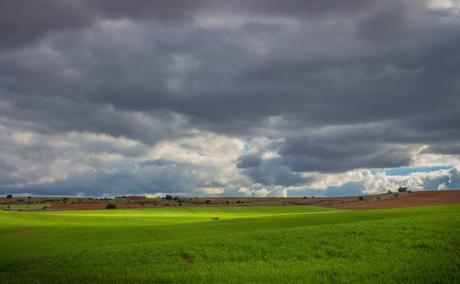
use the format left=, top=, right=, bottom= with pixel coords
left=165, top=195, right=173, bottom=200
left=6, top=194, right=12, bottom=199
left=105, top=203, right=116, bottom=209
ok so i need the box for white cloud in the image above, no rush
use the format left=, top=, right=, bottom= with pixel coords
left=198, top=187, right=225, bottom=195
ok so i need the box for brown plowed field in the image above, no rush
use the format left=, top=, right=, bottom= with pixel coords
left=319, top=190, right=460, bottom=209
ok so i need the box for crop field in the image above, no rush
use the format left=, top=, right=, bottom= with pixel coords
left=0, top=205, right=459, bottom=283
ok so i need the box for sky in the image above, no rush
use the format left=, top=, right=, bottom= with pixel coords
left=0, top=0, right=460, bottom=197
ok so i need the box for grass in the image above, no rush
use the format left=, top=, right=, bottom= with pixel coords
left=0, top=205, right=459, bottom=283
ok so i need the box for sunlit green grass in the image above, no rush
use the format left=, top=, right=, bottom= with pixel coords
left=1, top=205, right=459, bottom=283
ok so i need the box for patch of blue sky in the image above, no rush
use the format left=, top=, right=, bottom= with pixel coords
left=369, top=166, right=452, bottom=176
left=242, top=143, right=250, bottom=154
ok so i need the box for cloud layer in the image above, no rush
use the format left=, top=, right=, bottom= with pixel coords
left=0, top=0, right=459, bottom=196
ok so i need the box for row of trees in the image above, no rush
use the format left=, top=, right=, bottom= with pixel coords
left=165, top=195, right=181, bottom=201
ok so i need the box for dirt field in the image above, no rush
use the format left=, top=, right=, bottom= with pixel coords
left=322, top=190, right=460, bottom=210
left=2, top=190, right=460, bottom=210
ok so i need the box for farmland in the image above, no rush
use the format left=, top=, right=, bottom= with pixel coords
left=1, top=203, right=459, bottom=283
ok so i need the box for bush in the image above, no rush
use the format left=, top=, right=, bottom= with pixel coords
left=6, top=194, right=12, bottom=199
left=205, top=200, right=211, bottom=204
left=225, top=200, right=230, bottom=204
left=105, top=203, right=116, bottom=209
left=358, top=196, right=364, bottom=201
left=173, top=196, right=180, bottom=201
left=165, top=195, right=173, bottom=200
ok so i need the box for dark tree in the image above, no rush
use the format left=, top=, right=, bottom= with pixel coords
left=6, top=194, right=12, bottom=199
left=165, top=195, right=173, bottom=200
left=105, top=203, right=116, bottom=209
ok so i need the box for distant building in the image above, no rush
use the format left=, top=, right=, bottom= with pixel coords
left=398, top=187, right=408, bottom=192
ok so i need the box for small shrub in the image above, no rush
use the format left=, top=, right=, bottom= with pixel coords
left=387, top=190, right=393, bottom=194
left=164, top=203, right=170, bottom=207
left=358, top=196, right=364, bottom=201
left=42, top=206, right=48, bottom=209
left=6, top=194, right=12, bottom=199
left=205, top=200, right=211, bottom=204
left=225, top=200, right=230, bottom=204
left=165, top=195, right=173, bottom=200
left=394, top=193, right=399, bottom=198
left=105, top=203, right=116, bottom=209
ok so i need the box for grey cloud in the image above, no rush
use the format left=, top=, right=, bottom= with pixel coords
left=0, top=0, right=216, bottom=50
left=241, top=158, right=310, bottom=187
left=236, top=154, right=262, bottom=168
left=1, top=0, right=460, bottom=195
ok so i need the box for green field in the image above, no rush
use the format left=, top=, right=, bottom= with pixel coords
left=0, top=205, right=459, bottom=283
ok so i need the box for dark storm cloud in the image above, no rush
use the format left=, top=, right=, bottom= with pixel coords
left=0, top=0, right=216, bottom=49
left=240, top=157, right=310, bottom=187
left=236, top=154, right=262, bottom=168
left=0, top=0, right=459, bottom=195
left=280, top=141, right=413, bottom=173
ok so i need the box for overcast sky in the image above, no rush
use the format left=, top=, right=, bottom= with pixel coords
left=1, top=0, right=459, bottom=197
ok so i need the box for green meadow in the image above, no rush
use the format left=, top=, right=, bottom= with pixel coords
left=0, top=205, right=459, bottom=283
